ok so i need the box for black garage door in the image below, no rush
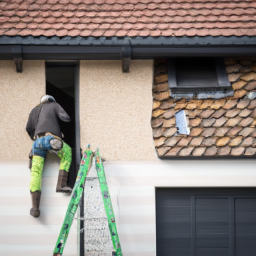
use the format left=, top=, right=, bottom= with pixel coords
left=156, top=188, right=256, bottom=256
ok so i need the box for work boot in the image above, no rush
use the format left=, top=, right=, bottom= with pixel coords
left=30, top=191, right=41, bottom=218
left=56, top=170, right=72, bottom=193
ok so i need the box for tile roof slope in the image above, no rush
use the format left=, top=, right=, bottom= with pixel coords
left=0, top=0, right=256, bottom=37
left=152, top=57, right=256, bottom=157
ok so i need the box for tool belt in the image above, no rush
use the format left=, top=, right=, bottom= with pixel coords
left=36, top=132, right=62, bottom=141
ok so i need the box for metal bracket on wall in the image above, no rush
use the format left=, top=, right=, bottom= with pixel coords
left=12, top=45, right=23, bottom=73
left=121, top=37, right=131, bottom=73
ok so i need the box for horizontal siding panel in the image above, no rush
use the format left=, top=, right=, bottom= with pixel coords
left=119, top=233, right=156, bottom=244
left=1, top=174, right=256, bottom=188
left=0, top=177, right=59, bottom=187
left=0, top=206, right=70, bottom=215
left=0, top=157, right=60, bottom=177
left=0, top=234, right=76, bottom=245
left=109, top=186, right=155, bottom=197
left=113, top=205, right=155, bottom=216
left=0, top=252, right=75, bottom=256
left=118, top=215, right=155, bottom=224
left=0, top=215, right=69, bottom=225
left=0, top=224, right=154, bottom=235
left=121, top=243, right=156, bottom=252
left=0, top=245, right=76, bottom=251
left=112, top=196, right=154, bottom=206
left=0, top=195, right=154, bottom=206
left=108, top=176, right=256, bottom=187
left=0, top=246, right=76, bottom=256
left=104, top=160, right=256, bottom=177
left=0, top=225, right=77, bottom=235
left=0, top=187, right=70, bottom=197
left=117, top=253, right=155, bottom=256
left=0, top=162, right=31, bottom=177
left=117, top=224, right=155, bottom=234
left=0, top=196, right=73, bottom=206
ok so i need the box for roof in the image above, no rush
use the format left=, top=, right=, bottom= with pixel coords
left=152, top=58, right=256, bottom=158
left=1, top=1, right=256, bottom=38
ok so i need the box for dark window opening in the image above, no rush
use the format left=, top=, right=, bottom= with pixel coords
left=46, top=61, right=79, bottom=188
left=168, top=58, right=232, bottom=98
left=176, top=58, right=218, bottom=88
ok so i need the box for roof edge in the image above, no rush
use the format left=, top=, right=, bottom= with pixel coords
left=1, top=36, right=256, bottom=60
left=1, top=35, right=256, bottom=46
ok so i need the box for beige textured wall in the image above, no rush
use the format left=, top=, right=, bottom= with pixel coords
left=80, top=60, right=157, bottom=161
left=0, top=60, right=45, bottom=160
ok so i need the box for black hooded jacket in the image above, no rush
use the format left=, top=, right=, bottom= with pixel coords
left=26, top=102, right=71, bottom=140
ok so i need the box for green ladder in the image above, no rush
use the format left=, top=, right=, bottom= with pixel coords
left=53, top=146, right=123, bottom=256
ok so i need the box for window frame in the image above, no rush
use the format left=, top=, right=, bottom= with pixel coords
left=167, top=57, right=231, bottom=93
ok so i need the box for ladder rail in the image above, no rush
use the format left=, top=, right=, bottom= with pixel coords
left=95, top=149, right=123, bottom=256
left=53, top=148, right=94, bottom=256
left=53, top=147, right=123, bottom=256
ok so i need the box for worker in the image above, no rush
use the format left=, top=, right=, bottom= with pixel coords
left=26, top=95, right=72, bottom=218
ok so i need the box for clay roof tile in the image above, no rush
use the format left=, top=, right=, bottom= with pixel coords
left=1, top=0, right=256, bottom=37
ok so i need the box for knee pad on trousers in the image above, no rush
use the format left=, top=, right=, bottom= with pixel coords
left=50, top=138, right=63, bottom=150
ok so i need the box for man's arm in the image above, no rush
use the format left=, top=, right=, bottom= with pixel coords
left=26, top=108, right=37, bottom=140
left=56, top=103, right=71, bottom=122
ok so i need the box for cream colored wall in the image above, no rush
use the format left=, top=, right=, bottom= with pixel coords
left=0, top=60, right=45, bottom=160
left=80, top=60, right=157, bottom=161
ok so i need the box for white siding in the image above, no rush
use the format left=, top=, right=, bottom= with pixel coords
left=1, top=157, right=255, bottom=256
left=104, top=160, right=256, bottom=256
left=0, top=154, right=77, bottom=256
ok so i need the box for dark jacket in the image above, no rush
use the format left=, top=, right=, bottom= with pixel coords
left=26, top=102, right=71, bottom=140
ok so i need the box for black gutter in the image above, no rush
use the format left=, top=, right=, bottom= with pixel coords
left=1, top=45, right=256, bottom=60
left=131, top=46, right=256, bottom=58
left=1, top=36, right=256, bottom=60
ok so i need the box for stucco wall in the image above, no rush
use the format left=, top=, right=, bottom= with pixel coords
left=0, top=60, right=45, bottom=161
left=80, top=60, right=157, bottom=161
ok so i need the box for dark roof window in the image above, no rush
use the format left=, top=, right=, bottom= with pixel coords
left=168, top=58, right=233, bottom=99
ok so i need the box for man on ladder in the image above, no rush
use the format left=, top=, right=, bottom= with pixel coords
left=26, top=95, right=73, bottom=218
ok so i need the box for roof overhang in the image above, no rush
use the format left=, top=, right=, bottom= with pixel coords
left=1, top=36, right=256, bottom=72
left=1, top=36, right=256, bottom=60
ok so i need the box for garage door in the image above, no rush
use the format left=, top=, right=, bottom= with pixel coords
left=156, top=188, right=256, bottom=256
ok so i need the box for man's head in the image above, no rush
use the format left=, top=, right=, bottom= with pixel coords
left=40, top=95, right=56, bottom=104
